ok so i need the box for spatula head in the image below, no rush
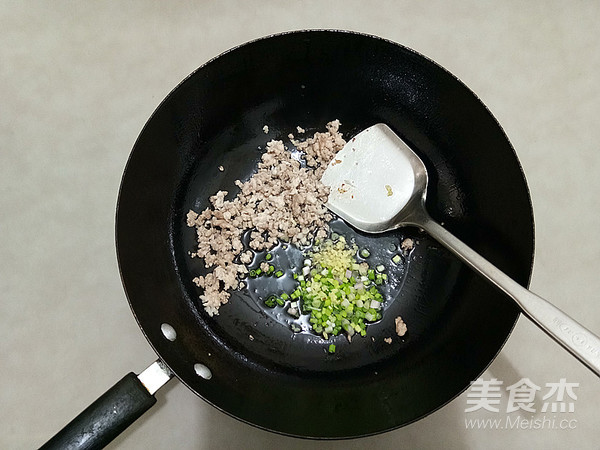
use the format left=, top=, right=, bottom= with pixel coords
left=321, top=123, right=426, bottom=233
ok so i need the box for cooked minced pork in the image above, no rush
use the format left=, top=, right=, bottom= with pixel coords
left=187, top=120, right=345, bottom=316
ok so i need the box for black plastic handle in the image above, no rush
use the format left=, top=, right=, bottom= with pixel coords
left=40, top=372, right=156, bottom=450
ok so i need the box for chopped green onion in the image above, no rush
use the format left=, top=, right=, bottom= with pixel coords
left=376, top=264, right=385, bottom=273
left=275, top=270, right=284, bottom=278
left=265, top=253, right=273, bottom=261
left=392, top=254, right=401, bottom=264
left=280, top=293, right=289, bottom=300
left=360, top=248, right=370, bottom=258
left=264, top=295, right=277, bottom=307
left=276, top=297, right=285, bottom=306
left=328, top=344, right=336, bottom=353
left=288, top=235, right=388, bottom=342
left=255, top=268, right=262, bottom=276
left=268, top=264, right=275, bottom=274
left=249, top=269, right=257, bottom=278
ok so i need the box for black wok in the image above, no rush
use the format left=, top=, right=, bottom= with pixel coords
left=42, top=30, right=534, bottom=447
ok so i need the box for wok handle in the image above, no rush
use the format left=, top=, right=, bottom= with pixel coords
left=40, top=361, right=172, bottom=450
left=420, top=216, right=600, bottom=377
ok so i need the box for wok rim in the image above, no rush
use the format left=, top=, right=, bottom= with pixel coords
left=115, top=28, right=535, bottom=439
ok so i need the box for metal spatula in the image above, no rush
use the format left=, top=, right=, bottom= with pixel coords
left=321, top=123, right=600, bottom=376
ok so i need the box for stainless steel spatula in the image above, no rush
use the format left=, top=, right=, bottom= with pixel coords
left=321, top=123, right=600, bottom=376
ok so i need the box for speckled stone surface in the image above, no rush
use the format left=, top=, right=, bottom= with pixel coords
left=2, top=2, right=599, bottom=449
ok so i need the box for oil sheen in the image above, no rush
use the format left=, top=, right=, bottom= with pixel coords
left=243, top=217, right=412, bottom=336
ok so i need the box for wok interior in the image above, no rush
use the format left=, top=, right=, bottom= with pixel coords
left=116, top=31, right=534, bottom=438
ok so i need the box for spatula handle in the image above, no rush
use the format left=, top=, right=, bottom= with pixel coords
left=421, top=216, right=600, bottom=377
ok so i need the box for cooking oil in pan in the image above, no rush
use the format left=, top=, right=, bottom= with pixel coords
left=243, top=217, right=413, bottom=337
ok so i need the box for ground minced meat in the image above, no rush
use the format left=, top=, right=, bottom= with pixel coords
left=395, top=316, right=408, bottom=336
left=187, top=120, right=345, bottom=316
left=400, top=238, right=414, bottom=253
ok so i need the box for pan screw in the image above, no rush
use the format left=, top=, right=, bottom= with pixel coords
left=194, top=363, right=212, bottom=380
left=160, top=323, right=177, bottom=341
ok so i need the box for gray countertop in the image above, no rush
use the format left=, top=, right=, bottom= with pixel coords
left=1, top=1, right=599, bottom=449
